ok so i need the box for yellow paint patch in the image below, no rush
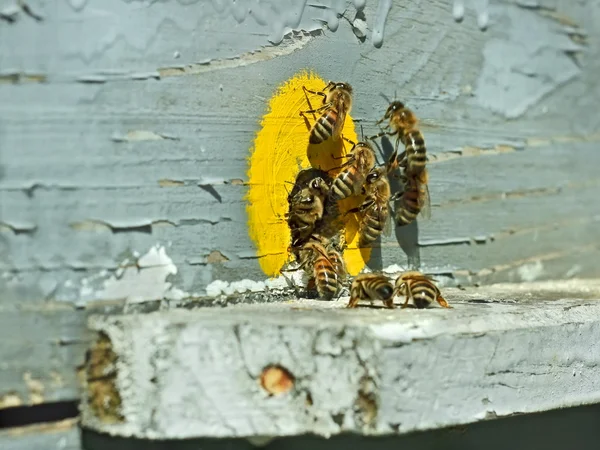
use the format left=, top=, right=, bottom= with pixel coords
left=246, top=70, right=371, bottom=277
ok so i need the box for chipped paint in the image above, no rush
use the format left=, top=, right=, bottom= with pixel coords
left=111, top=130, right=178, bottom=142
left=246, top=70, right=370, bottom=279
left=23, top=372, right=45, bottom=405
left=516, top=260, right=544, bottom=282
left=0, top=393, right=22, bottom=409
left=79, top=245, right=186, bottom=303
left=372, top=0, right=392, bottom=48
left=474, top=5, right=582, bottom=118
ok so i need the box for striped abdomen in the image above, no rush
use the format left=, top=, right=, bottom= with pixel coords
left=314, top=255, right=338, bottom=300
left=395, top=179, right=420, bottom=226
left=310, top=109, right=338, bottom=144
left=403, top=129, right=427, bottom=175
left=359, top=203, right=388, bottom=246
left=363, top=277, right=394, bottom=302
left=327, top=250, right=345, bottom=280
left=330, top=169, right=361, bottom=200
left=409, top=280, right=437, bottom=308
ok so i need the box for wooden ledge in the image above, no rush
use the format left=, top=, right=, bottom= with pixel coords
left=80, top=279, right=600, bottom=440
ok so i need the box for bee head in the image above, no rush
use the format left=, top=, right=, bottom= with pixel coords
left=385, top=101, right=405, bottom=118
left=334, top=82, right=352, bottom=94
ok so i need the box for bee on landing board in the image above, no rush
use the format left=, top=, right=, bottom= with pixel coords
left=347, top=150, right=399, bottom=247
left=394, top=271, right=451, bottom=309
left=328, top=139, right=377, bottom=201
left=370, top=97, right=427, bottom=176
left=300, top=81, right=353, bottom=145
left=394, top=168, right=431, bottom=226
left=293, top=239, right=340, bottom=300
left=346, top=273, right=395, bottom=309
left=286, top=176, right=329, bottom=248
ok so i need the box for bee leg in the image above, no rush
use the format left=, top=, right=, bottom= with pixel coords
left=383, top=298, right=395, bottom=309
left=437, top=294, right=452, bottom=309
left=400, top=283, right=413, bottom=309
left=302, top=86, right=328, bottom=100
left=300, top=102, right=333, bottom=116
left=346, top=296, right=360, bottom=308
left=389, top=191, right=403, bottom=202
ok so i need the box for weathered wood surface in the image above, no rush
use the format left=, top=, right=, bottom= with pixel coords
left=1, top=0, right=600, bottom=410
left=80, top=279, right=600, bottom=439
left=0, top=419, right=80, bottom=450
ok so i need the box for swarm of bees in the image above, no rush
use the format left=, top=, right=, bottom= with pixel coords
left=283, top=80, right=447, bottom=310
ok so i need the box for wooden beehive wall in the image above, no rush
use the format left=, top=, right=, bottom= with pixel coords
left=0, top=0, right=599, bottom=432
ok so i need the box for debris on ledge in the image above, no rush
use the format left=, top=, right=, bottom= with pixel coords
left=80, top=279, right=600, bottom=440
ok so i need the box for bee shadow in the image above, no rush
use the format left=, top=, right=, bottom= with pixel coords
left=377, top=135, right=421, bottom=270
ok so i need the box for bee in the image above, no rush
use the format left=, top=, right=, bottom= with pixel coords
left=286, top=176, right=330, bottom=247
left=370, top=98, right=427, bottom=176
left=394, top=271, right=451, bottom=309
left=300, top=81, right=353, bottom=145
left=394, top=169, right=431, bottom=226
left=295, top=240, right=340, bottom=300
left=329, top=139, right=377, bottom=201
left=346, top=273, right=395, bottom=309
left=347, top=151, right=398, bottom=247
left=324, top=235, right=347, bottom=284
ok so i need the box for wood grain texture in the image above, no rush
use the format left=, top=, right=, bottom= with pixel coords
left=1, top=0, right=600, bottom=404
left=80, top=279, right=600, bottom=439
left=0, top=419, right=80, bottom=450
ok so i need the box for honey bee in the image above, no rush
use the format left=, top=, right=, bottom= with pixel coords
left=300, top=81, right=353, bottom=145
left=394, top=169, right=431, bottom=226
left=295, top=240, right=340, bottom=300
left=286, top=176, right=330, bottom=247
left=346, top=273, right=395, bottom=309
left=329, top=139, right=377, bottom=201
left=324, top=235, right=347, bottom=284
left=394, top=271, right=451, bottom=309
left=347, top=151, right=398, bottom=247
left=370, top=98, right=427, bottom=176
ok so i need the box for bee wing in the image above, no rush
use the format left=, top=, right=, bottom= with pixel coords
left=333, top=98, right=348, bottom=140
left=382, top=204, right=393, bottom=238
left=419, top=182, right=432, bottom=220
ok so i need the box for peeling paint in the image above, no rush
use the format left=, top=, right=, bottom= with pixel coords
left=516, top=260, right=544, bottom=282
left=111, top=130, right=179, bottom=142
left=0, top=221, right=37, bottom=235
left=23, top=372, right=45, bottom=405
left=474, top=5, right=582, bottom=118
left=0, top=71, right=47, bottom=83
left=0, top=393, right=22, bottom=409
left=79, top=245, right=186, bottom=303
left=158, top=32, right=321, bottom=78
left=372, top=0, right=392, bottom=48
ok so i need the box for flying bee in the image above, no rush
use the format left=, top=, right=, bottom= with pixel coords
left=346, top=273, right=395, bottom=309
left=394, top=271, right=451, bottom=309
left=286, top=176, right=330, bottom=247
left=328, top=139, right=377, bottom=201
left=294, top=240, right=340, bottom=300
left=369, top=97, right=427, bottom=176
left=394, top=168, right=431, bottom=226
left=347, top=150, right=399, bottom=247
left=300, top=81, right=353, bottom=145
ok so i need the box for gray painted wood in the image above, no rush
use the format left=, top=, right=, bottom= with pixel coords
left=1, top=0, right=600, bottom=407
left=0, top=419, right=81, bottom=450
left=80, top=279, right=600, bottom=439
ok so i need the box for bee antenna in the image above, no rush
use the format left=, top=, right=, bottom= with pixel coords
left=360, top=124, right=365, bottom=140
left=379, top=92, right=392, bottom=104
left=394, top=89, right=397, bottom=101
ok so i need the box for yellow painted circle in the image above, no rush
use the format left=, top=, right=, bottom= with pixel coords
left=246, top=70, right=372, bottom=278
